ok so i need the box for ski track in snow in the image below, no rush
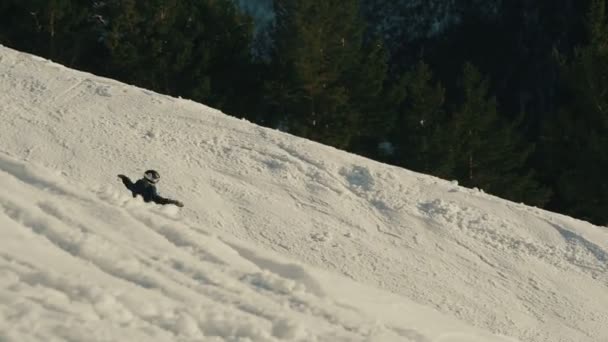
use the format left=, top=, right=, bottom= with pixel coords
left=0, top=45, right=607, bottom=342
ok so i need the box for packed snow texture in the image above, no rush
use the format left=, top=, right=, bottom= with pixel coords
left=2, top=152, right=509, bottom=342
left=0, top=45, right=606, bottom=342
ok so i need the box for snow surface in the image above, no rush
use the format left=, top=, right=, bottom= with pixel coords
left=0, top=45, right=606, bottom=342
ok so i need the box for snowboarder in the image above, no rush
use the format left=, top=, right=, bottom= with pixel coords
left=118, top=170, right=184, bottom=207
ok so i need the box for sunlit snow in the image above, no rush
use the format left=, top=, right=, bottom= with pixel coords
left=0, top=45, right=606, bottom=342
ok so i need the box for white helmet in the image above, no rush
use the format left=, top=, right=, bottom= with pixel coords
left=144, top=170, right=160, bottom=183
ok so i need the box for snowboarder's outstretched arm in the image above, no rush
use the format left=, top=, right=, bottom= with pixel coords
left=142, top=182, right=184, bottom=207
left=151, top=193, right=184, bottom=207
left=118, top=174, right=136, bottom=195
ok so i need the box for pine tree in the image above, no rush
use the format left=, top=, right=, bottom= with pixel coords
left=390, top=60, right=453, bottom=177
left=347, top=40, right=403, bottom=160
left=266, top=0, right=387, bottom=148
left=95, top=0, right=254, bottom=111
left=99, top=0, right=193, bottom=92
left=543, top=0, right=608, bottom=224
left=451, top=63, right=550, bottom=205
left=0, top=0, right=93, bottom=65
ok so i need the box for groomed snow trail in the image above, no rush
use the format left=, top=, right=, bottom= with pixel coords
left=0, top=45, right=606, bottom=342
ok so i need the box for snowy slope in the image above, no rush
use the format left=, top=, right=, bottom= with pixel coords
left=0, top=45, right=606, bottom=342
left=1, top=152, right=511, bottom=342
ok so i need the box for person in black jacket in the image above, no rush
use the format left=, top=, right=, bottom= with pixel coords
left=118, top=170, right=184, bottom=207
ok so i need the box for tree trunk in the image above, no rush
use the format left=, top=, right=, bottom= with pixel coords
left=49, top=9, right=56, bottom=59
left=469, top=153, right=474, bottom=181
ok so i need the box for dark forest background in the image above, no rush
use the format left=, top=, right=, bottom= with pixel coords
left=1, top=0, right=606, bottom=226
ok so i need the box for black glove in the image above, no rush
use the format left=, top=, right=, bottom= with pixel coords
left=117, top=174, right=133, bottom=189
